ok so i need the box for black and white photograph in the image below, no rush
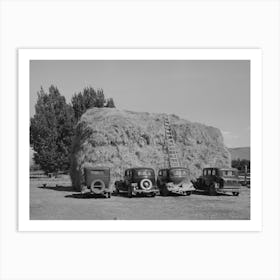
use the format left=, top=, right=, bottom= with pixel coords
left=2, top=1, right=280, bottom=280
left=28, top=55, right=251, bottom=221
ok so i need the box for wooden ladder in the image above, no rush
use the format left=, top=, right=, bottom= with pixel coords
left=163, top=115, right=181, bottom=168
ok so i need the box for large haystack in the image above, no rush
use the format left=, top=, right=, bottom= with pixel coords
left=70, top=108, right=231, bottom=190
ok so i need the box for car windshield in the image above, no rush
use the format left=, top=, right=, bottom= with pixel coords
left=170, top=169, right=187, bottom=176
left=221, top=170, right=238, bottom=177
left=137, top=170, right=153, bottom=176
left=90, top=170, right=105, bottom=175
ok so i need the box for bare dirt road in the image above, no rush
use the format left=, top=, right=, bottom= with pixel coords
left=30, top=176, right=250, bottom=220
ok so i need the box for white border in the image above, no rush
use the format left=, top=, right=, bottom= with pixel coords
left=18, top=49, right=262, bottom=231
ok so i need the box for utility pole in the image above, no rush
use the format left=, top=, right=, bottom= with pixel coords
left=244, top=164, right=247, bottom=185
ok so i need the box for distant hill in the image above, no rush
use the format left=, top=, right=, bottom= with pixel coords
left=229, top=147, right=250, bottom=160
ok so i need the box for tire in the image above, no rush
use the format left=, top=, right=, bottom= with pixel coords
left=90, top=179, right=105, bottom=194
left=127, top=186, right=133, bottom=198
left=186, top=191, right=191, bottom=196
left=114, top=187, right=120, bottom=196
left=209, top=184, right=217, bottom=196
left=140, top=179, right=153, bottom=190
left=232, top=192, right=239, bottom=196
left=161, top=186, right=169, bottom=196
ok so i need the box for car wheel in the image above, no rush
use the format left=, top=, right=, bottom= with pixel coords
left=128, top=186, right=133, bottom=198
left=161, top=186, right=169, bottom=196
left=186, top=191, right=191, bottom=196
left=209, top=184, right=217, bottom=196
left=140, top=179, right=153, bottom=190
left=90, top=179, right=105, bottom=194
left=232, top=192, right=239, bottom=196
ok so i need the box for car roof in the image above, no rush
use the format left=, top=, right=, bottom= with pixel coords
left=159, top=167, right=187, bottom=170
left=220, top=168, right=238, bottom=171
left=169, top=167, right=187, bottom=170
left=126, top=167, right=154, bottom=171
left=203, top=167, right=238, bottom=172
left=84, top=167, right=110, bottom=171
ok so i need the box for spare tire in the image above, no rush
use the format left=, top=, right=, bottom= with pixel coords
left=140, top=179, right=152, bottom=190
left=90, top=179, right=105, bottom=194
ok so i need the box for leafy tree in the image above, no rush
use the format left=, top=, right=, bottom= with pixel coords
left=30, top=86, right=75, bottom=174
left=71, top=87, right=103, bottom=121
left=106, top=98, right=116, bottom=108
left=71, top=86, right=116, bottom=121
left=231, top=159, right=250, bottom=172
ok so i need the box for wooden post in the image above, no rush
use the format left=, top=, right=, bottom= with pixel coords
left=244, top=165, right=247, bottom=185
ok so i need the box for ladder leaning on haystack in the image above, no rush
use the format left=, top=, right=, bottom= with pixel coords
left=163, top=115, right=182, bottom=168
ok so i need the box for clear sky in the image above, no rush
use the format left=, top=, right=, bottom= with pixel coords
left=30, top=60, right=250, bottom=148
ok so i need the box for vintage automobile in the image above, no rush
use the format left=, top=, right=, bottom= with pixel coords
left=157, top=167, right=195, bottom=196
left=115, top=167, right=158, bottom=198
left=81, top=167, right=112, bottom=198
left=192, top=167, right=241, bottom=196
left=239, top=173, right=251, bottom=187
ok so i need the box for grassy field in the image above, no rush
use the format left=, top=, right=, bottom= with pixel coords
left=30, top=175, right=250, bottom=220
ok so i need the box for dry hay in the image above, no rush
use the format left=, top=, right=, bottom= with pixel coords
left=70, top=108, right=231, bottom=191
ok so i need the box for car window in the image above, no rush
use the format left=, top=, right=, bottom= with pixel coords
left=90, top=170, right=105, bottom=175
left=222, top=170, right=236, bottom=177
left=137, top=170, right=153, bottom=176
left=212, top=169, right=216, bottom=176
left=170, top=169, right=187, bottom=176
left=158, top=170, right=162, bottom=176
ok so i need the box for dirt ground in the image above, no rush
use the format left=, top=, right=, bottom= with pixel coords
left=30, top=176, right=250, bottom=220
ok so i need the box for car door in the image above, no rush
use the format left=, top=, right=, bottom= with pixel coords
left=118, top=170, right=128, bottom=192
left=198, top=169, right=207, bottom=190
left=157, top=170, right=163, bottom=186
left=205, top=169, right=214, bottom=187
left=123, top=170, right=132, bottom=191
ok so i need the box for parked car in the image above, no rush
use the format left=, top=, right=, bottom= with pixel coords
left=192, top=167, right=241, bottom=196
left=82, top=167, right=112, bottom=198
left=238, top=173, right=250, bottom=187
left=157, top=167, right=195, bottom=196
left=115, top=167, right=158, bottom=198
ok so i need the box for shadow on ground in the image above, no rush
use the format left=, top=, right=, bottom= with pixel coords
left=192, top=190, right=232, bottom=196
left=113, top=192, right=157, bottom=198
left=65, top=193, right=109, bottom=199
left=38, top=185, right=75, bottom=192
